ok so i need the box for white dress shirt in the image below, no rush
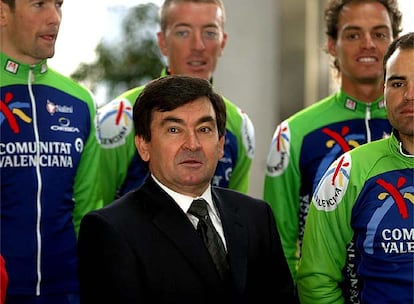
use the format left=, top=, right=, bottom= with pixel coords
left=152, top=175, right=227, bottom=250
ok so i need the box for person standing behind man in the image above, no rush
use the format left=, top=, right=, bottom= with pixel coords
left=78, top=75, right=295, bottom=303
left=263, top=0, right=402, bottom=282
left=297, top=31, right=414, bottom=304
left=0, top=0, right=102, bottom=303
left=98, top=0, right=255, bottom=205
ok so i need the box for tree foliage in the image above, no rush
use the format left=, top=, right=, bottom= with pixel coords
left=71, top=3, right=164, bottom=102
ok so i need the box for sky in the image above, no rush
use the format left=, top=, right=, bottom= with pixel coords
left=49, top=0, right=414, bottom=77
left=49, top=0, right=163, bottom=76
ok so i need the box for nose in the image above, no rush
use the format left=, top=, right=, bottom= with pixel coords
left=191, top=31, right=206, bottom=51
left=183, top=131, right=202, bottom=151
left=404, top=82, right=414, bottom=101
left=361, top=33, right=376, bottom=49
left=48, top=4, right=62, bottom=26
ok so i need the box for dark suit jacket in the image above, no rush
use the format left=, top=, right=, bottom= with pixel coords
left=78, top=177, right=295, bottom=303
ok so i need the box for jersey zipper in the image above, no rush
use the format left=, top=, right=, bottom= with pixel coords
left=365, top=103, right=372, bottom=143
left=28, top=67, right=43, bottom=296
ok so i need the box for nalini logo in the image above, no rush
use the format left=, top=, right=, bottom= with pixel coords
left=0, top=92, right=32, bottom=134
left=50, top=117, right=80, bottom=133
left=97, top=98, right=133, bottom=148
left=266, top=120, right=290, bottom=176
left=313, top=153, right=351, bottom=211
left=46, top=100, right=73, bottom=115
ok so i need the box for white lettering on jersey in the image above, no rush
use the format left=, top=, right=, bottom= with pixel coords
left=0, top=141, right=76, bottom=168
left=381, top=228, right=414, bottom=254
left=313, top=152, right=352, bottom=211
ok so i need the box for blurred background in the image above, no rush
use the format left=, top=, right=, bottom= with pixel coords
left=50, top=0, right=414, bottom=198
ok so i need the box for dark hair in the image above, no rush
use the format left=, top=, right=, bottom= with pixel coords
left=1, top=0, right=15, bottom=10
left=383, top=32, right=414, bottom=79
left=324, top=0, right=403, bottom=72
left=159, top=0, right=226, bottom=33
left=133, top=75, right=227, bottom=142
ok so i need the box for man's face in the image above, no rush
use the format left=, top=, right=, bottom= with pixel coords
left=328, top=1, right=393, bottom=85
left=0, top=0, right=62, bottom=64
left=384, top=48, right=414, bottom=138
left=135, top=97, right=225, bottom=197
left=157, top=2, right=227, bottom=80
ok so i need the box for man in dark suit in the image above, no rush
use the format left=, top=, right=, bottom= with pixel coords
left=78, top=75, right=295, bottom=303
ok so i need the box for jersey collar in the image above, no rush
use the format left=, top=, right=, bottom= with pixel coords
left=337, top=89, right=385, bottom=112
left=1, top=52, right=48, bottom=77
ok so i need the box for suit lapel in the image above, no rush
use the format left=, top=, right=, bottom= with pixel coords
left=143, top=178, right=222, bottom=289
left=212, top=189, right=248, bottom=294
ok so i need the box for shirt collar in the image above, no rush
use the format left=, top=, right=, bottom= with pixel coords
left=151, top=174, right=214, bottom=214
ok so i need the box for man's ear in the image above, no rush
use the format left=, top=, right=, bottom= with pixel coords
left=218, top=136, right=225, bottom=159
left=135, top=135, right=150, bottom=162
left=327, top=37, right=337, bottom=57
left=219, top=32, right=228, bottom=57
left=0, top=2, right=10, bottom=27
left=157, top=31, right=168, bottom=57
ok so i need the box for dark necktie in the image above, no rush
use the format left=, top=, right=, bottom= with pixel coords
left=188, top=198, right=229, bottom=280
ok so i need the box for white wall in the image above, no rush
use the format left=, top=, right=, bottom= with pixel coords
left=214, top=0, right=280, bottom=198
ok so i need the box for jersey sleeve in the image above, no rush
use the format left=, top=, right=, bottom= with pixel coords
left=72, top=91, right=103, bottom=235
left=229, top=108, right=255, bottom=193
left=263, top=120, right=301, bottom=279
left=97, top=89, right=141, bottom=205
left=223, top=98, right=255, bottom=194
left=297, top=152, right=355, bottom=304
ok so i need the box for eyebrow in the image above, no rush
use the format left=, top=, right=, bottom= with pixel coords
left=173, top=22, right=220, bottom=29
left=386, top=75, right=406, bottom=82
left=342, top=25, right=390, bottom=32
left=160, top=115, right=215, bottom=126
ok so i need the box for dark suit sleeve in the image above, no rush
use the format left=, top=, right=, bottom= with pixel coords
left=78, top=212, right=146, bottom=303
left=265, top=203, right=299, bottom=303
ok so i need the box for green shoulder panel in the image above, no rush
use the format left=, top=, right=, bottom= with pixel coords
left=222, top=96, right=255, bottom=193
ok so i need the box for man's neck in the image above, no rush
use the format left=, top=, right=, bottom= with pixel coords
left=341, top=79, right=384, bottom=103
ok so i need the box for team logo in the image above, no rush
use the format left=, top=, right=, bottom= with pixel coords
left=322, top=126, right=360, bottom=152
left=376, top=177, right=413, bottom=219
left=266, top=120, right=290, bottom=176
left=46, top=100, right=73, bottom=115
left=50, top=117, right=80, bottom=133
left=313, top=153, right=351, bottom=211
left=97, top=98, right=133, bottom=148
left=74, top=138, right=84, bottom=153
left=0, top=92, right=32, bottom=134
left=363, top=176, right=414, bottom=254
left=345, top=98, right=357, bottom=111
left=5, top=60, right=19, bottom=74
left=240, top=109, right=255, bottom=159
